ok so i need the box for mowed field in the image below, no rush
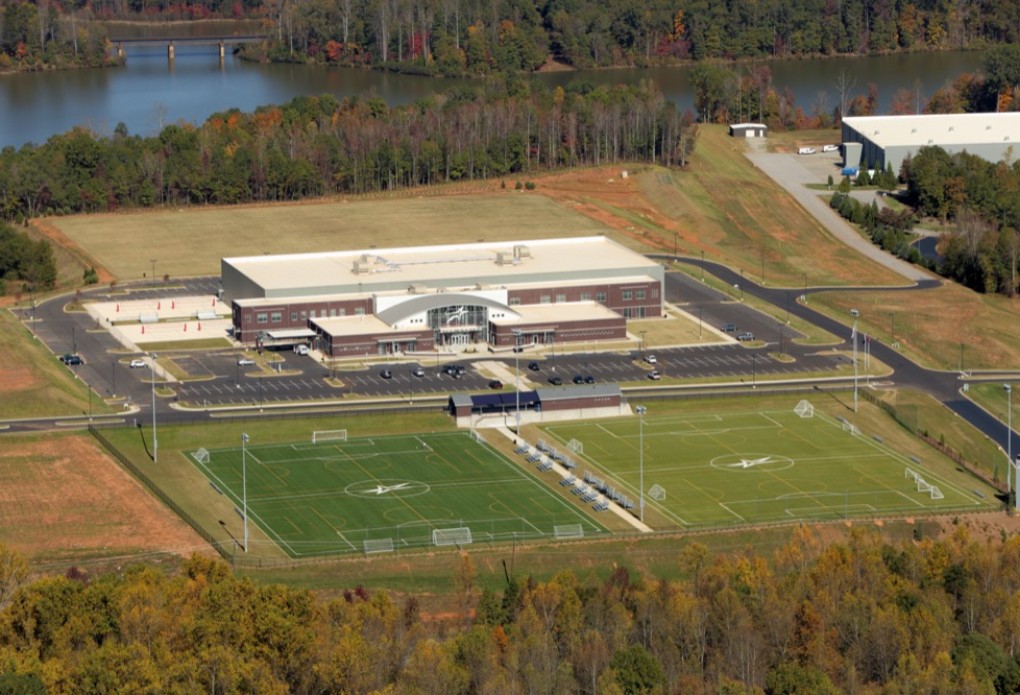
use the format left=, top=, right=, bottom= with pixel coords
left=541, top=403, right=994, bottom=529
left=189, top=431, right=607, bottom=557
left=47, top=194, right=608, bottom=279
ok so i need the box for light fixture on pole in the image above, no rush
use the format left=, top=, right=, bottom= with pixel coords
left=851, top=314, right=859, bottom=413
left=151, top=353, right=158, bottom=463
left=241, top=433, right=250, bottom=552
left=636, top=405, right=647, bottom=523
left=513, top=329, right=522, bottom=432
left=150, top=258, right=157, bottom=287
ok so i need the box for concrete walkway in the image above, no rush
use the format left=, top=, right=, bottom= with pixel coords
left=746, top=151, right=934, bottom=284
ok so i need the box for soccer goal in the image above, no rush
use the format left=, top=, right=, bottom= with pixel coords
left=567, top=438, right=584, bottom=454
left=554, top=524, right=585, bottom=540
left=363, top=538, right=395, bottom=555
left=192, top=448, right=210, bottom=465
left=794, top=400, right=814, bottom=418
left=432, top=527, right=473, bottom=547
left=312, top=429, right=347, bottom=444
left=842, top=420, right=860, bottom=436
left=470, top=430, right=485, bottom=444
left=648, top=483, right=667, bottom=501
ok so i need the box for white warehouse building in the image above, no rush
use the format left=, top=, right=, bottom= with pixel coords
left=841, top=112, right=1020, bottom=174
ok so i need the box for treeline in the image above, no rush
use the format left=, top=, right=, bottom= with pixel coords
left=0, top=2, right=111, bottom=70
left=6, top=527, right=1020, bottom=692
left=0, top=222, right=56, bottom=296
left=692, top=45, right=1020, bottom=126
left=829, top=189, right=927, bottom=268
left=0, top=80, right=697, bottom=218
left=902, top=146, right=1020, bottom=296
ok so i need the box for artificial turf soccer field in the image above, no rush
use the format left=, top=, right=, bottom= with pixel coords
left=541, top=404, right=993, bottom=529
left=188, top=431, right=607, bottom=557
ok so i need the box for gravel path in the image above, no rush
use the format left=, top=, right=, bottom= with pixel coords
left=746, top=151, right=934, bottom=284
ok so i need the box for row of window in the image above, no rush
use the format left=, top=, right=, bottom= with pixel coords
left=509, top=289, right=657, bottom=305
left=247, top=306, right=365, bottom=324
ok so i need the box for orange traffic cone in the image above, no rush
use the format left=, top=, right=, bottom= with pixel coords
left=184, top=323, right=187, bottom=332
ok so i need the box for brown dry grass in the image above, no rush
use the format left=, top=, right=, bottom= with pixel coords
left=0, top=433, right=211, bottom=564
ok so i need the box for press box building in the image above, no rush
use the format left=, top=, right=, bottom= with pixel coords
left=221, top=236, right=664, bottom=356
left=841, top=112, right=1020, bottom=175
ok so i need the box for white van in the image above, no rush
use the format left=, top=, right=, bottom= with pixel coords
left=295, top=344, right=309, bottom=356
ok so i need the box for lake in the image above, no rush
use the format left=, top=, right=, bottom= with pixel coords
left=0, top=47, right=987, bottom=149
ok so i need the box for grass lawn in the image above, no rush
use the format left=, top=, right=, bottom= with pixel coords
left=538, top=399, right=994, bottom=530
left=188, top=431, right=607, bottom=557
left=44, top=194, right=607, bottom=280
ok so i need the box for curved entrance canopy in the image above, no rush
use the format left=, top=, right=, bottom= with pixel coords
left=375, top=293, right=520, bottom=326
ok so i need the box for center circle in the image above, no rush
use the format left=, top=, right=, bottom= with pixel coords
left=345, top=479, right=431, bottom=498
left=709, top=453, right=794, bottom=472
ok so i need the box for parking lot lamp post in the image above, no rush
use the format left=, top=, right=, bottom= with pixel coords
left=640, top=330, right=647, bottom=359
left=636, top=405, right=647, bottom=522
left=409, top=368, right=414, bottom=405
left=701, top=250, right=705, bottom=282
left=150, top=259, right=157, bottom=287
left=259, top=378, right=264, bottom=411
left=151, top=354, right=158, bottom=463
left=752, top=353, right=756, bottom=388
left=242, top=433, right=249, bottom=552
left=513, top=329, right=522, bottom=432
left=698, top=307, right=703, bottom=339
left=111, top=360, right=116, bottom=397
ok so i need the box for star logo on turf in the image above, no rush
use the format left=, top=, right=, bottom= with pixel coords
left=729, top=456, right=774, bottom=469
left=369, top=482, right=412, bottom=495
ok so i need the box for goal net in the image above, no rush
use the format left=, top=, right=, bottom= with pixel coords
left=648, top=483, right=667, bottom=501
left=312, top=429, right=347, bottom=444
left=567, top=438, right=584, bottom=454
left=554, top=524, right=584, bottom=540
left=363, top=538, right=395, bottom=554
left=432, top=527, right=473, bottom=547
left=192, top=448, right=210, bottom=465
left=842, top=420, right=860, bottom=436
left=794, top=400, right=814, bottom=418
left=470, top=430, right=485, bottom=444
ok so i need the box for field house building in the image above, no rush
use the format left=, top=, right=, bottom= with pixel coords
left=841, top=112, right=1020, bottom=174
left=222, top=236, right=664, bottom=356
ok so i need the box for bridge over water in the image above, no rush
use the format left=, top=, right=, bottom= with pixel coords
left=111, top=35, right=267, bottom=61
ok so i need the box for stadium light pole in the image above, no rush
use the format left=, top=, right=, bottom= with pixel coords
left=241, top=433, right=249, bottom=552
left=151, top=353, right=158, bottom=463
left=513, top=329, right=522, bottom=432
left=636, top=405, right=647, bottom=523
left=851, top=313, right=859, bottom=413
left=1006, top=384, right=1013, bottom=502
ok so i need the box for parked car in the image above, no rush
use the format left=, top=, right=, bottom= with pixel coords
left=294, top=344, right=309, bottom=356
left=129, top=359, right=147, bottom=368
left=644, top=354, right=657, bottom=364
left=237, top=357, right=256, bottom=366
left=647, top=370, right=662, bottom=380
left=722, top=323, right=737, bottom=332
left=488, top=379, right=504, bottom=389
left=442, top=364, right=466, bottom=377
left=379, top=369, right=393, bottom=379
left=61, top=354, right=83, bottom=366
left=411, top=366, right=426, bottom=377
left=584, top=375, right=595, bottom=384
left=573, top=374, right=585, bottom=384
left=737, top=332, right=755, bottom=342
left=548, top=375, right=563, bottom=386
left=528, top=361, right=540, bottom=371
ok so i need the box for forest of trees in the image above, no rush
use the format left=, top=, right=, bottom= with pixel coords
left=0, top=80, right=697, bottom=219
left=901, top=146, right=1020, bottom=296
left=0, top=1, right=112, bottom=70
left=7, top=0, right=1020, bottom=76
left=0, top=221, right=56, bottom=296
left=5, top=526, right=1020, bottom=693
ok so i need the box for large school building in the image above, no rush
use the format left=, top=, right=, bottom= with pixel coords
left=222, top=236, right=664, bottom=356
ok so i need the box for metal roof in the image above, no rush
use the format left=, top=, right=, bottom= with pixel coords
left=843, top=113, right=1020, bottom=149
left=224, top=236, right=662, bottom=297
left=536, top=384, right=621, bottom=401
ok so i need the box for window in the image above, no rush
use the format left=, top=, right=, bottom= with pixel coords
left=355, top=307, right=365, bottom=315
left=244, top=314, right=251, bottom=324
left=580, top=292, right=591, bottom=301
left=256, top=313, right=268, bottom=324
left=622, top=307, right=632, bottom=318
left=636, top=289, right=646, bottom=300
left=330, top=309, right=336, bottom=317
left=300, top=311, right=307, bottom=320
left=540, top=295, right=551, bottom=304
left=270, top=312, right=282, bottom=323
left=338, top=308, right=346, bottom=317
left=509, top=297, right=521, bottom=306
left=596, top=292, right=607, bottom=303
left=309, top=310, right=316, bottom=319
left=622, top=290, right=633, bottom=301
left=291, top=311, right=297, bottom=321
left=556, top=294, right=566, bottom=303
left=651, top=288, right=659, bottom=298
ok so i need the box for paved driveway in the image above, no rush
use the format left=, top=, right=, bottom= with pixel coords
left=746, top=151, right=934, bottom=284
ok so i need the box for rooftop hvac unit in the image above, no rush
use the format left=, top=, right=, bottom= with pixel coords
left=513, top=245, right=532, bottom=259
left=496, top=251, right=514, bottom=265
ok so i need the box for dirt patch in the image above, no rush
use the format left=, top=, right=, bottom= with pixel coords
left=0, top=364, right=39, bottom=392
left=0, top=433, right=211, bottom=563
left=534, top=56, right=575, bottom=72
